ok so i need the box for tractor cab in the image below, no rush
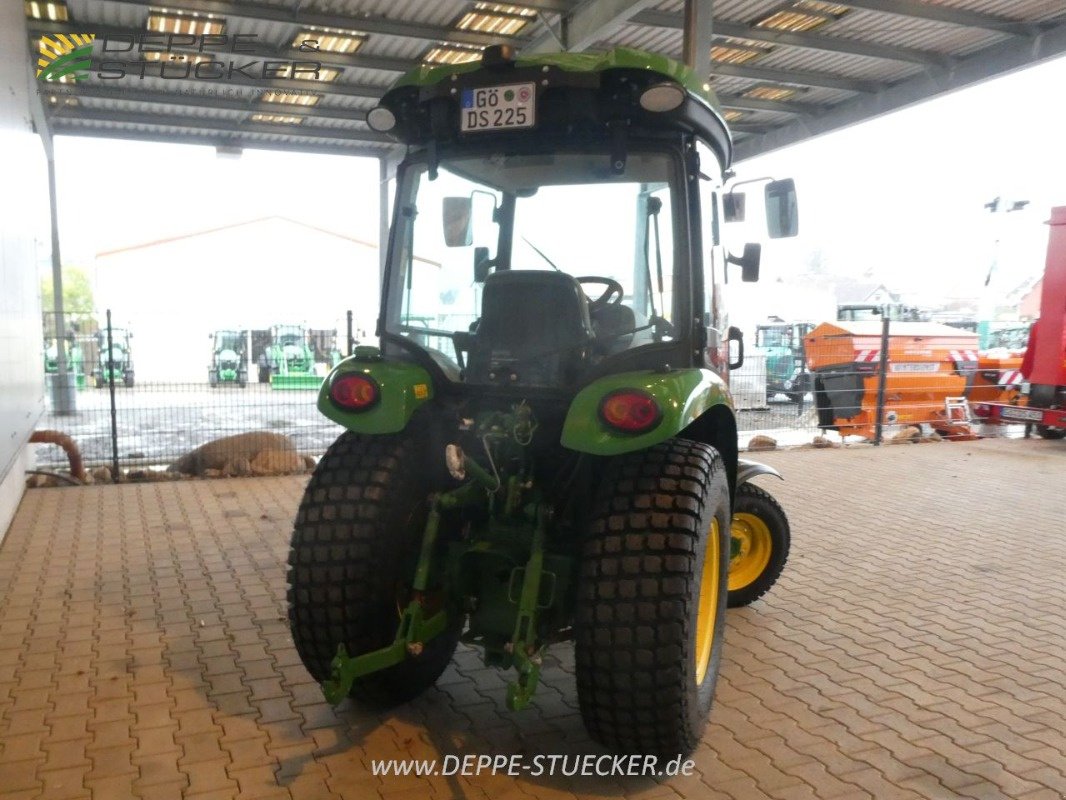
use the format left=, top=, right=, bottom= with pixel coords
left=755, top=320, right=815, bottom=403
left=93, top=327, right=134, bottom=388
left=344, top=47, right=796, bottom=407
left=291, top=46, right=799, bottom=759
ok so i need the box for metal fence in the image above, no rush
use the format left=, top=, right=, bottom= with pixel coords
left=38, top=309, right=359, bottom=472
left=35, top=311, right=1029, bottom=472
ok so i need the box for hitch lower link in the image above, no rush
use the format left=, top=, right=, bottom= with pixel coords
left=321, top=497, right=449, bottom=705
left=321, top=483, right=552, bottom=710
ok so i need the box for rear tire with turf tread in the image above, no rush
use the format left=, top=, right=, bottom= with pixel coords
left=576, top=438, right=730, bottom=758
left=727, top=482, right=790, bottom=608
left=287, top=430, right=460, bottom=708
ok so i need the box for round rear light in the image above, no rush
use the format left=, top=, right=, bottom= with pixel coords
left=329, top=373, right=379, bottom=411
left=599, top=390, right=662, bottom=433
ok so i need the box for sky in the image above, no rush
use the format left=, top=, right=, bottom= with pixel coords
left=51, top=51, right=1066, bottom=318
left=739, top=53, right=1066, bottom=307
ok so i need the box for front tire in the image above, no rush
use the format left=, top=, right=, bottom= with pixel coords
left=576, top=439, right=730, bottom=758
left=287, top=431, right=461, bottom=707
left=728, top=483, right=790, bottom=608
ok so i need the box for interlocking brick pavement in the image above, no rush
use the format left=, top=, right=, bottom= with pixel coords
left=1, top=438, right=1065, bottom=799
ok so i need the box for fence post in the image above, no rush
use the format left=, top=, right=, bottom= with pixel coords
left=346, top=310, right=354, bottom=356
left=873, top=314, right=891, bottom=445
left=106, top=309, right=120, bottom=477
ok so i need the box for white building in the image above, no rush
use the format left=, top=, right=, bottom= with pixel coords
left=92, top=216, right=383, bottom=382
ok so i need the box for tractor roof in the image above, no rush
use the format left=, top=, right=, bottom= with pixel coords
left=375, top=46, right=733, bottom=167
left=393, top=47, right=720, bottom=111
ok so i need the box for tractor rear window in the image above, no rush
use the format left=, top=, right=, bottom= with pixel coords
left=385, top=151, right=681, bottom=378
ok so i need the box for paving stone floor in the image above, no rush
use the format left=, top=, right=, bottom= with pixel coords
left=1, top=437, right=1064, bottom=799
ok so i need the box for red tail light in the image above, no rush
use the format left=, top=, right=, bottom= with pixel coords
left=329, top=373, right=379, bottom=411
left=599, top=390, right=662, bottom=433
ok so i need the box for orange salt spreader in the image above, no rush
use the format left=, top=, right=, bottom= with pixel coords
left=805, top=320, right=980, bottom=440
left=969, top=348, right=1025, bottom=405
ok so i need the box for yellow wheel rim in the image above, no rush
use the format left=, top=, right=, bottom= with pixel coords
left=729, top=512, right=773, bottom=592
left=694, top=518, right=721, bottom=686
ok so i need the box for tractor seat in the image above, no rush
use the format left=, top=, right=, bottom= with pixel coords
left=465, top=270, right=593, bottom=388
left=589, top=303, right=637, bottom=356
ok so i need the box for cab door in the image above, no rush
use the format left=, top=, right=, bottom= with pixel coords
left=696, top=140, right=729, bottom=377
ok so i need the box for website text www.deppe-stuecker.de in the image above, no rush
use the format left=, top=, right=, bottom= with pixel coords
left=371, top=753, right=697, bottom=778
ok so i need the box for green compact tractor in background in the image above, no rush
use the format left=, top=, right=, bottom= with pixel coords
left=288, top=46, right=795, bottom=757
left=209, top=330, right=249, bottom=387
left=258, top=324, right=320, bottom=389
left=44, top=333, right=86, bottom=388
left=756, top=320, right=815, bottom=403
left=93, top=327, right=134, bottom=388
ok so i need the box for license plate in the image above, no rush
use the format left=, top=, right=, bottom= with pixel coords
left=889, top=363, right=939, bottom=373
left=461, top=83, right=535, bottom=132
left=1001, top=407, right=1044, bottom=422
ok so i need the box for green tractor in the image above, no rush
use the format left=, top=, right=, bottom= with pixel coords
left=209, top=330, right=249, bottom=387
left=287, top=46, right=796, bottom=757
left=258, top=324, right=319, bottom=389
left=44, top=333, right=86, bottom=387
left=755, top=320, right=815, bottom=403
left=92, top=327, right=134, bottom=388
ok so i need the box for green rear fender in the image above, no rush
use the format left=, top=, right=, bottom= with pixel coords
left=561, top=369, right=734, bottom=455
left=317, top=349, right=434, bottom=434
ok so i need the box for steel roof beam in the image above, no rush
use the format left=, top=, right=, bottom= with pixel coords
left=48, top=106, right=390, bottom=143
left=48, top=121, right=390, bottom=157
left=837, top=1, right=1034, bottom=38
left=55, top=84, right=369, bottom=122
left=526, top=0, right=659, bottom=53
left=34, top=22, right=883, bottom=98
left=718, top=94, right=816, bottom=115
left=79, top=0, right=528, bottom=48
left=509, top=0, right=575, bottom=13
left=733, top=17, right=1066, bottom=161
left=32, top=20, right=883, bottom=95
left=711, top=62, right=881, bottom=94
left=633, top=10, right=951, bottom=66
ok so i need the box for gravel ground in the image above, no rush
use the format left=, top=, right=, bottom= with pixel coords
left=36, top=383, right=1019, bottom=469
left=39, top=383, right=342, bottom=468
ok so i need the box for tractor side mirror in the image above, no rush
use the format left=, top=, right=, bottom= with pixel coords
left=727, top=243, right=762, bottom=282
left=473, top=246, right=492, bottom=283
left=443, top=197, right=473, bottom=247
left=765, top=178, right=799, bottom=238
left=723, top=191, right=745, bottom=222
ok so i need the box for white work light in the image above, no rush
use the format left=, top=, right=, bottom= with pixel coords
left=639, top=82, right=685, bottom=112
left=366, top=106, right=396, bottom=132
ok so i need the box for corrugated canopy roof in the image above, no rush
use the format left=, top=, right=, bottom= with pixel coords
left=26, top=0, right=1066, bottom=161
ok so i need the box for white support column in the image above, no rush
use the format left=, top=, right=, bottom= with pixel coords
left=682, top=0, right=713, bottom=81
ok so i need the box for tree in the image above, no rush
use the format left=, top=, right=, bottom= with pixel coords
left=41, top=266, right=94, bottom=314
left=41, top=266, right=95, bottom=340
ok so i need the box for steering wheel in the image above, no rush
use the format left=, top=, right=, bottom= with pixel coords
left=577, top=276, right=624, bottom=310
